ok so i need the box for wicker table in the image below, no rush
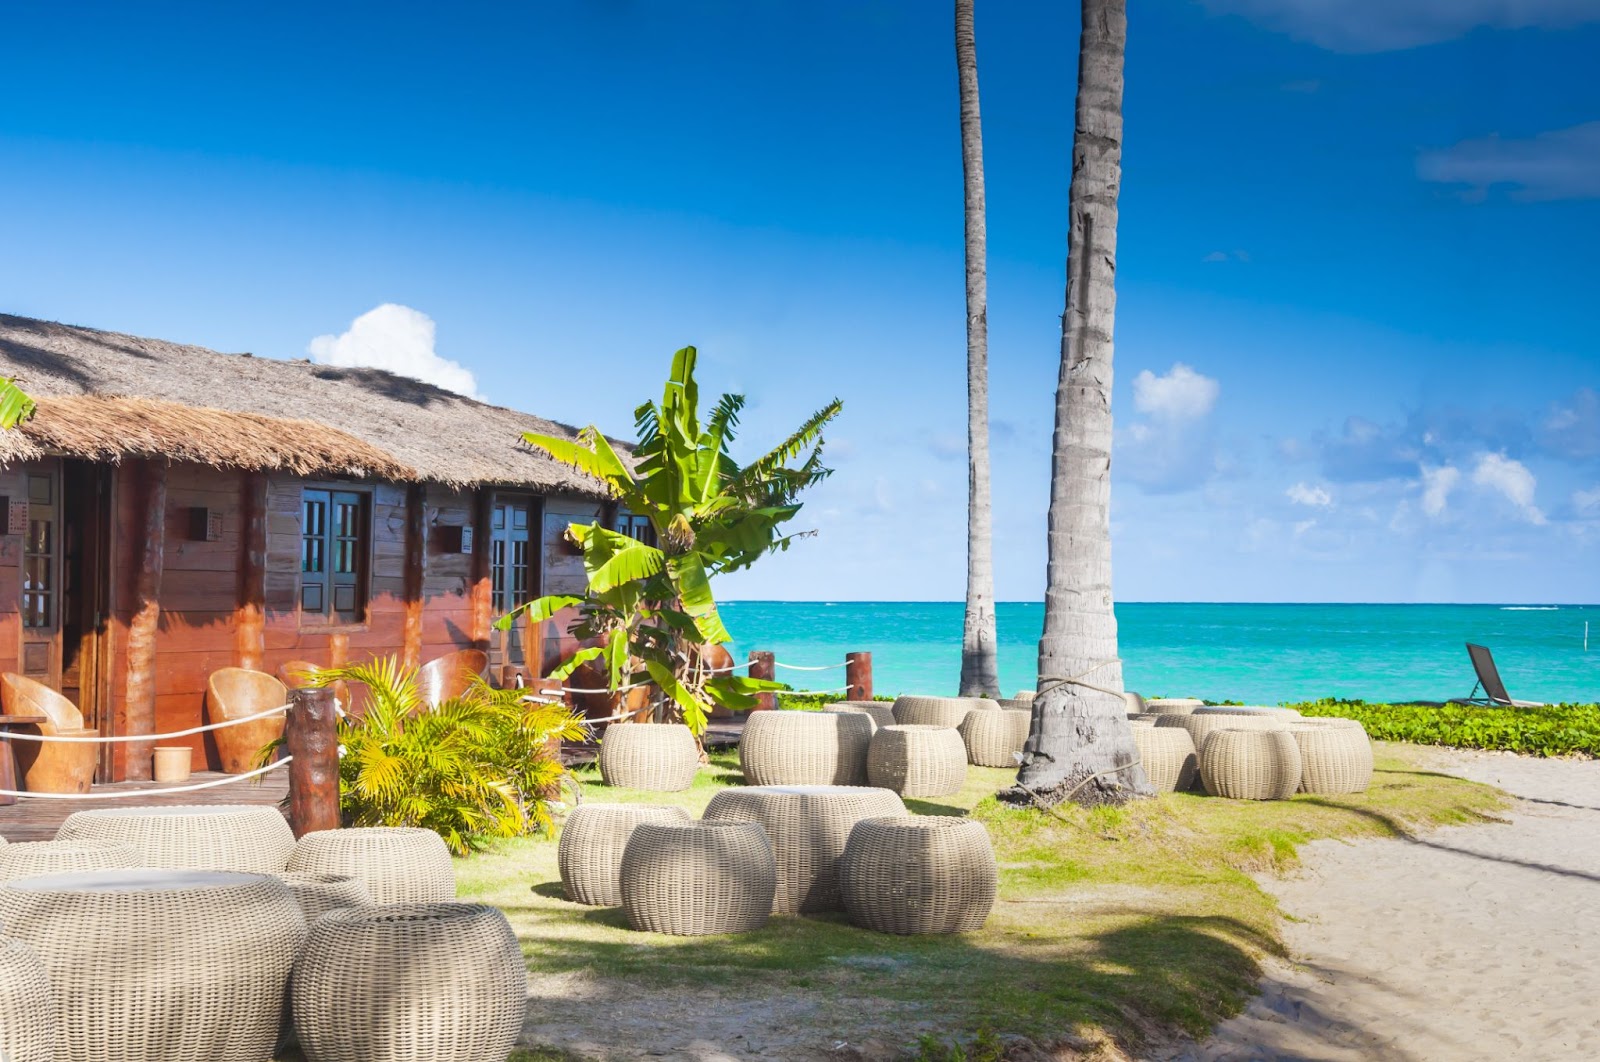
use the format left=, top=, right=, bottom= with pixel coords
left=55, top=805, right=295, bottom=873
left=287, top=827, right=455, bottom=904
left=0, top=714, right=48, bottom=807
left=0, top=868, right=305, bottom=1062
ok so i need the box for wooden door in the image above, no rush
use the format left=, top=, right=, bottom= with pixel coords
left=60, top=461, right=113, bottom=766
left=488, top=495, right=541, bottom=680
left=18, top=462, right=62, bottom=690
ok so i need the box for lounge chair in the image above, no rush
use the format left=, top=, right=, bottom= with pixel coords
left=1452, top=643, right=1545, bottom=708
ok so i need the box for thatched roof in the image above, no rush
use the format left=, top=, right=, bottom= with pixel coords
left=0, top=314, right=615, bottom=495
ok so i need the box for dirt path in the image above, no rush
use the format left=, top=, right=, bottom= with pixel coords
left=1155, top=747, right=1600, bottom=1062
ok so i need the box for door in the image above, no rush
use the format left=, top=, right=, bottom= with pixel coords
left=60, top=461, right=113, bottom=760
left=488, top=495, right=540, bottom=680
left=19, top=462, right=62, bottom=689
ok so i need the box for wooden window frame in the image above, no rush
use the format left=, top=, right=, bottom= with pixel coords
left=297, top=484, right=373, bottom=631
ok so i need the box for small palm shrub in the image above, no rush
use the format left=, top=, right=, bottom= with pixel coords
left=305, top=656, right=587, bottom=854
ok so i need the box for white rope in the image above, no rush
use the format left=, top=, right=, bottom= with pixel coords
left=772, top=661, right=848, bottom=672
left=1036, top=660, right=1124, bottom=700
left=0, top=704, right=290, bottom=744
left=0, top=758, right=292, bottom=800
left=785, top=685, right=852, bottom=695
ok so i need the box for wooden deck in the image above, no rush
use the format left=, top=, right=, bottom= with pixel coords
left=0, top=772, right=290, bottom=843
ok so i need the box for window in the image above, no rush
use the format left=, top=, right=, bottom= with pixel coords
left=21, top=473, right=55, bottom=629
left=301, top=488, right=367, bottom=624
left=490, top=499, right=533, bottom=615
left=615, top=511, right=657, bottom=547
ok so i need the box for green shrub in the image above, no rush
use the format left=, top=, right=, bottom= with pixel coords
left=1291, top=698, right=1600, bottom=757
left=774, top=691, right=894, bottom=712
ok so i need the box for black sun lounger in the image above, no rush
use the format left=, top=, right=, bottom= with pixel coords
left=1452, top=643, right=1546, bottom=708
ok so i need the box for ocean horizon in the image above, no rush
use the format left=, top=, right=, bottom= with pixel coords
left=720, top=601, right=1600, bottom=706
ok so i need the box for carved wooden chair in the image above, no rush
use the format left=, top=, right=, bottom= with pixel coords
left=416, top=649, right=490, bottom=709
left=1, top=673, right=98, bottom=794
left=205, top=668, right=289, bottom=774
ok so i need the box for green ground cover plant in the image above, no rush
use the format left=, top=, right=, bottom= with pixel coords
left=1292, top=699, right=1600, bottom=758
left=454, top=744, right=1508, bottom=1059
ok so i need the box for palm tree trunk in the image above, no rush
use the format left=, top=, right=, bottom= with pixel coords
left=1013, top=0, right=1148, bottom=804
left=956, top=0, right=999, bottom=699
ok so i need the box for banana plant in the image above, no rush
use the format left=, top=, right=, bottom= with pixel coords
left=498, top=346, right=841, bottom=735
left=0, top=377, right=37, bottom=430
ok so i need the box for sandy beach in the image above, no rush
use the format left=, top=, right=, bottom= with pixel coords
left=1158, top=745, right=1600, bottom=1062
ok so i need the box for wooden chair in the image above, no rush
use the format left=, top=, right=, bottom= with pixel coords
left=1, top=673, right=98, bottom=794
left=416, top=649, right=489, bottom=709
left=206, top=668, right=289, bottom=775
left=278, top=659, right=323, bottom=689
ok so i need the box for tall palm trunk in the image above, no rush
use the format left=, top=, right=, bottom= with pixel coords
left=956, top=0, right=999, bottom=698
left=1013, top=0, right=1148, bottom=804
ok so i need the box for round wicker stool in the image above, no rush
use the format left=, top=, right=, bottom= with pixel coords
left=0, top=868, right=304, bottom=1062
left=619, top=820, right=776, bottom=935
left=0, top=840, right=139, bottom=882
left=704, top=785, right=907, bottom=914
left=892, top=696, right=997, bottom=729
left=1146, top=698, right=1205, bottom=716
left=1294, top=717, right=1366, bottom=730
left=275, top=872, right=374, bottom=923
left=1290, top=725, right=1374, bottom=794
left=558, top=803, right=691, bottom=906
left=957, top=709, right=1029, bottom=768
left=839, top=816, right=997, bottom=935
left=0, top=935, right=55, bottom=1062
left=1157, top=712, right=1291, bottom=758
left=868, top=725, right=967, bottom=797
left=739, top=710, right=875, bottom=786
left=1131, top=726, right=1198, bottom=793
left=291, top=903, right=524, bottom=1062
left=1200, top=729, right=1303, bottom=801
left=823, top=701, right=898, bottom=729
left=287, top=827, right=455, bottom=905
left=598, top=723, right=699, bottom=791
left=54, top=805, right=294, bottom=873
left=1194, top=705, right=1301, bottom=718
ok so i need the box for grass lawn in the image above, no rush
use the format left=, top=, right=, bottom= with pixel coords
left=447, top=743, right=1510, bottom=1061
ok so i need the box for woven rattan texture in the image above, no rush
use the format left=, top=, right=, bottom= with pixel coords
left=823, top=702, right=898, bottom=729
left=287, top=827, right=455, bottom=905
left=558, top=804, right=691, bottom=906
left=1145, top=698, right=1205, bottom=716
left=1294, top=717, right=1367, bottom=730
left=0, top=935, right=55, bottom=1062
left=291, top=903, right=524, bottom=1062
left=839, top=816, right=997, bottom=935
left=1128, top=714, right=1159, bottom=726
left=0, top=869, right=305, bottom=1062
left=54, top=805, right=294, bottom=873
left=958, top=710, right=1027, bottom=767
left=620, top=820, right=776, bottom=935
left=867, top=726, right=968, bottom=797
left=1157, top=712, right=1290, bottom=755
left=1131, top=726, right=1198, bottom=792
left=598, top=723, right=700, bottom=791
left=703, top=786, right=908, bottom=914
left=1193, top=705, right=1302, bottom=717
left=892, top=696, right=997, bottom=729
left=739, top=710, right=874, bottom=786
left=1200, top=729, right=1304, bottom=801
left=1290, top=725, right=1374, bottom=794
left=0, top=840, right=139, bottom=882
left=275, top=872, right=375, bottom=923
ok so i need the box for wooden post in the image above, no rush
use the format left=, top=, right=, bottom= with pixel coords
left=286, top=686, right=340, bottom=837
left=748, top=650, right=775, bottom=711
left=468, top=489, right=493, bottom=653
left=235, top=472, right=267, bottom=671
left=846, top=651, right=873, bottom=701
left=123, top=462, right=167, bottom=781
left=401, top=484, right=426, bottom=672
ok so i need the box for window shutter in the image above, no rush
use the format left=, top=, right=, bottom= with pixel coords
left=300, top=490, right=330, bottom=618
left=330, top=490, right=364, bottom=624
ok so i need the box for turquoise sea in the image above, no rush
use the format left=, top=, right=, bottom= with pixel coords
left=720, top=602, right=1600, bottom=706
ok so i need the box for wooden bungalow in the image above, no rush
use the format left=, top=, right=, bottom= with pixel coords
left=0, top=313, right=615, bottom=782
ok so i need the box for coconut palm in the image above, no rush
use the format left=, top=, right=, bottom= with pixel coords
left=956, top=0, right=999, bottom=699
left=1014, top=0, right=1149, bottom=804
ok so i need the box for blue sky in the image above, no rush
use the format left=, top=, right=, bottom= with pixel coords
left=2, top=1, right=1596, bottom=604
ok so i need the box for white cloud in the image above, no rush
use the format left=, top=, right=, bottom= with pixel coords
left=1419, top=122, right=1600, bottom=202
left=308, top=304, right=482, bottom=398
left=1471, top=452, right=1546, bottom=524
left=1198, top=0, right=1599, bottom=52
left=1420, top=464, right=1460, bottom=517
left=1132, top=363, right=1220, bottom=422
left=1573, top=486, right=1600, bottom=515
left=1286, top=482, right=1333, bottom=507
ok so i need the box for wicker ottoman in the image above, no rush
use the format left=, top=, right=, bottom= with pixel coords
left=739, top=710, right=875, bottom=786
left=1157, top=712, right=1290, bottom=761
left=1194, top=705, right=1301, bottom=718
left=0, top=840, right=139, bottom=882
left=704, top=785, right=907, bottom=914
left=275, top=872, right=374, bottom=923
left=291, top=903, right=524, bottom=1062
left=892, top=696, right=997, bottom=729
left=54, top=805, right=294, bottom=873
left=1199, top=729, right=1303, bottom=801
left=0, top=868, right=304, bottom=1062
left=1290, top=725, right=1374, bottom=794
left=957, top=709, right=1030, bottom=768
left=1294, top=717, right=1366, bottom=730
left=287, top=827, right=455, bottom=904
left=839, top=816, right=997, bottom=935
left=0, top=935, right=55, bottom=1062
left=1146, top=698, right=1205, bottom=716
left=598, top=723, right=699, bottom=791
left=558, top=803, right=691, bottom=906
left=619, top=820, right=776, bottom=935
left=823, top=701, right=898, bottom=729
left=868, top=725, right=967, bottom=797
left=1131, top=726, right=1198, bottom=793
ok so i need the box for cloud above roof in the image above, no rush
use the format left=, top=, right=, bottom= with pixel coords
left=309, top=304, right=482, bottom=399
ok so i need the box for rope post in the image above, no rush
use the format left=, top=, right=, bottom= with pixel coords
left=748, top=651, right=776, bottom=711
left=846, top=651, right=873, bottom=701
left=286, top=687, right=340, bottom=838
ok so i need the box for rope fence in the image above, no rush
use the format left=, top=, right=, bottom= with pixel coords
left=0, top=704, right=289, bottom=744
left=0, top=757, right=293, bottom=801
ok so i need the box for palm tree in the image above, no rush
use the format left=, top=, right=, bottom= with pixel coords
left=956, top=0, right=999, bottom=698
left=1014, top=0, right=1148, bottom=804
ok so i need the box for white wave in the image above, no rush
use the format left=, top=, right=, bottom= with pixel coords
left=1501, top=606, right=1559, bottom=611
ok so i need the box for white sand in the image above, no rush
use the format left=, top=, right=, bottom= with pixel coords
left=1155, top=746, right=1600, bottom=1062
